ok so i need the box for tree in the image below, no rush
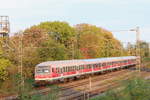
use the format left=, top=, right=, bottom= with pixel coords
left=139, top=41, right=149, bottom=58
left=0, top=43, right=11, bottom=81
left=74, top=24, right=124, bottom=58
left=0, top=58, right=11, bottom=80
left=37, top=21, right=76, bottom=46
left=37, top=38, right=68, bottom=61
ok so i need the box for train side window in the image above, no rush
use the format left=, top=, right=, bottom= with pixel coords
left=66, top=67, right=68, bottom=72
left=52, top=68, right=54, bottom=72
left=94, top=64, right=97, bottom=68
left=58, top=68, right=60, bottom=74
left=87, top=64, right=90, bottom=69
left=89, top=64, right=91, bottom=69
left=70, top=66, right=72, bottom=71
left=64, top=67, right=66, bottom=72
left=58, top=68, right=61, bottom=74
left=67, top=67, right=69, bottom=72
left=60, top=68, right=62, bottom=73
left=78, top=66, right=80, bottom=70
left=79, top=65, right=81, bottom=70
left=84, top=65, right=85, bottom=69
left=72, top=66, right=73, bottom=71
left=75, top=66, right=77, bottom=71
left=93, top=64, right=96, bottom=69
left=76, top=66, right=77, bottom=70
left=74, top=66, right=76, bottom=71
left=65, top=66, right=68, bottom=72
left=90, top=64, right=92, bottom=69
left=67, top=67, right=68, bottom=72
left=76, top=66, right=78, bottom=70
left=80, top=65, right=82, bottom=70
left=106, top=62, right=108, bottom=66
left=98, top=63, right=101, bottom=68
left=84, top=65, right=86, bottom=69
left=81, top=65, right=83, bottom=69
left=110, top=62, right=112, bottom=65
left=63, top=67, right=65, bottom=72
left=113, top=62, right=115, bottom=65
left=72, top=66, right=74, bottom=71
left=86, top=65, right=88, bottom=69
left=59, top=68, right=61, bottom=73
left=80, top=65, right=82, bottom=69
left=55, top=68, right=58, bottom=73
left=65, top=67, right=66, bottom=72
left=102, top=63, right=106, bottom=67
left=73, top=66, right=75, bottom=71
left=58, top=68, right=60, bottom=73
left=93, top=64, right=95, bottom=69
left=75, top=66, right=77, bottom=70
left=82, top=65, right=84, bottom=69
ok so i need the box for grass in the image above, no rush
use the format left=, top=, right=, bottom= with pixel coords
left=90, top=76, right=150, bottom=100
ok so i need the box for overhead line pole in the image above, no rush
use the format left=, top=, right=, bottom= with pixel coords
left=111, top=27, right=141, bottom=72
left=130, top=27, right=141, bottom=73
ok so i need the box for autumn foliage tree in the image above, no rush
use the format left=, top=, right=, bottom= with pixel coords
left=75, top=24, right=124, bottom=58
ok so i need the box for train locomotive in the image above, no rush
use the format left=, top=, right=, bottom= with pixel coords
left=35, top=56, right=139, bottom=84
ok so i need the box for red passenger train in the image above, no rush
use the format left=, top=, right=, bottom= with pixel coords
left=35, top=56, right=139, bottom=83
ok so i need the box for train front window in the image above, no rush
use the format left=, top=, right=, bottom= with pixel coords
left=37, top=69, right=43, bottom=73
left=36, top=66, right=50, bottom=74
left=43, top=69, right=49, bottom=73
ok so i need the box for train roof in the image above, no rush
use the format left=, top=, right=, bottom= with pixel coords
left=36, top=56, right=137, bottom=68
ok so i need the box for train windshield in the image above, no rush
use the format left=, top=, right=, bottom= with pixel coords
left=36, top=66, right=50, bottom=74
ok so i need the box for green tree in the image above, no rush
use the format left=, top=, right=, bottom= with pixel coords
left=38, top=38, right=68, bottom=61
left=37, top=21, right=75, bottom=46
left=0, top=42, right=11, bottom=81
left=0, top=58, right=11, bottom=80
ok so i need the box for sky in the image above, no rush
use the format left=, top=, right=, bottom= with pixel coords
left=0, top=0, right=150, bottom=43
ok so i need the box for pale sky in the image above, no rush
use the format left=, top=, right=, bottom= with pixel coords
left=0, top=0, right=150, bottom=43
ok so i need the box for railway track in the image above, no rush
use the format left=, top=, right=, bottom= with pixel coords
left=59, top=70, right=134, bottom=100
left=1, top=64, right=150, bottom=100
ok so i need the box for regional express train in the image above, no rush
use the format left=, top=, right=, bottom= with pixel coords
left=35, top=56, right=139, bottom=83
